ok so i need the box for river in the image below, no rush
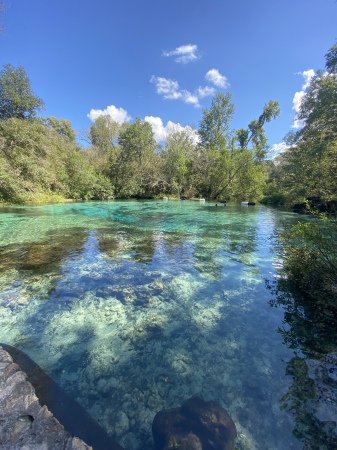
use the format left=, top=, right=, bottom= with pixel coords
left=0, top=200, right=336, bottom=449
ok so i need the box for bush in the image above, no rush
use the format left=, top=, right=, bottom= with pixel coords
left=260, top=193, right=286, bottom=206
left=0, top=118, right=115, bottom=204
left=281, top=215, right=337, bottom=307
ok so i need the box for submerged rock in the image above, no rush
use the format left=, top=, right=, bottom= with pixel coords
left=152, top=396, right=237, bottom=450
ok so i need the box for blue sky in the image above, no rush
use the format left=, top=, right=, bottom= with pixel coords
left=1, top=0, right=336, bottom=155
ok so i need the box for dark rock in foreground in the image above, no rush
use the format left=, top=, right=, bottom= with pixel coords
left=0, top=343, right=124, bottom=450
left=0, top=346, right=91, bottom=449
left=152, top=396, right=237, bottom=450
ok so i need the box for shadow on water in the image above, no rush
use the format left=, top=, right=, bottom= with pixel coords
left=0, top=227, right=89, bottom=275
left=0, top=202, right=304, bottom=450
left=17, top=281, right=297, bottom=449
left=266, top=274, right=337, bottom=449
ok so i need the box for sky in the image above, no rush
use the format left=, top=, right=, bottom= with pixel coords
left=1, top=0, right=336, bottom=156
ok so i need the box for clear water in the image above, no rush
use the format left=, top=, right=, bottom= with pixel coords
left=0, top=200, right=333, bottom=449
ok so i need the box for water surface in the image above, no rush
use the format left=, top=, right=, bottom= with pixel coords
left=0, top=200, right=334, bottom=449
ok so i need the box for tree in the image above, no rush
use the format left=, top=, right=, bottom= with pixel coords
left=0, top=64, right=45, bottom=121
left=236, top=100, right=280, bottom=160
left=196, top=92, right=271, bottom=199
left=325, top=42, right=337, bottom=74
left=45, top=117, right=76, bottom=142
left=89, top=115, right=120, bottom=151
left=161, top=129, right=196, bottom=197
left=118, top=118, right=157, bottom=196
left=278, top=43, right=337, bottom=203
left=198, top=92, right=234, bottom=151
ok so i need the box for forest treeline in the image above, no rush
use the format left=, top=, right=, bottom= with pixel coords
left=0, top=43, right=336, bottom=207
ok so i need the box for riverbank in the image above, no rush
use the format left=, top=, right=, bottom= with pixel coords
left=0, top=346, right=91, bottom=449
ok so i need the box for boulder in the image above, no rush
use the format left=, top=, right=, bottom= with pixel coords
left=0, top=346, right=91, bottom=449
left=0, top=343, right=124, bottom=450
left=152, top=396, right=237, bottom=450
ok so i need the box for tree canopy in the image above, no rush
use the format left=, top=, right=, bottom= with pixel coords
left=0, top=64, right=45, bottom=120
left=198, top=92, right=234, bottom=151
left=265, top=42, right=337, bottom=205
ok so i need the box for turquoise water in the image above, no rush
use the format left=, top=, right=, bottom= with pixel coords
left=0, top=200, right=334, bottom=449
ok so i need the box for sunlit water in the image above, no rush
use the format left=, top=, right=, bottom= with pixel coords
left=0, top=200, right=332, bottom=449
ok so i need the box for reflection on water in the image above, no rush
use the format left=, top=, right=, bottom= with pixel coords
left=0, top=200, right=335, bottom=449
left=267, top=275, right=337, bottom=449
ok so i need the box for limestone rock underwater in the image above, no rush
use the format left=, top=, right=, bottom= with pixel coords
left=152, top=396, right=237, bottom=450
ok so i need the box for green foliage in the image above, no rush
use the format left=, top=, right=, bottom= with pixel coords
left=325, top=42, right=337, bottom=74
left=0, top=81, right=280, bottom=203
left=260, top=193, right=286, bottom=206
left=195, top=92, right=279, bottom=200
left=89, top=115, right=120, bottom=151
left=0, top=118, right=114, bottom=203
left=280, top=215, right=337, bottom=306
left=45, top=116, right=76, bottom=142
left=198, top=92, right=234, bottom=151
left=236, top=100, right=280, bottom=161
left=0, top=64, right=45, bottom=120
left=118, top=117, right=157, bottom=196
left=161, top=130, right=195, bottom=197
left=274, top=43, right=337, bottom=205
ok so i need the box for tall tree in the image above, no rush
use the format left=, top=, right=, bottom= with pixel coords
left=198, top=92, right=234, bottom=151
left=89, top=115, right=120, bottom=151
left=118, top=118, right=157, bottom=196
left=45, top=117, right=76, bottom=142
left=236, top=100, right=280, bottom=160
left=161, top=129, right=196, bottom=197
left=279, top=43, right=337, bottom=203
left=0, top=64, right=45, bottom=120
left=325, top=42, right=337, bottom=74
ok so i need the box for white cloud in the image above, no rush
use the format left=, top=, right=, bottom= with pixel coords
left=268, top=142, right=288, bottom=158
left=151, top=76, right=217, bottom=108
left=144, top=116, right=199, bottom=144
left=197, top=86, right=216, bottom=98
left=150, top=76, right=182, bottom=100
left=182, top=91, right=200, bottom=107
left=292, top=69, right=315, bottom=129
left=162, top=44, right=199, bottom=64
left=205, top=69, right=229, bottom=88
left=87, top=104, right=131, bottom=124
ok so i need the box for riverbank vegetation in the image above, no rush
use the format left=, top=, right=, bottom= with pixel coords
left=267, top=43, right=337, bottom=317
left=0, top=62, right=281, bottom=204
left=1, top=43, right=336, bottom=209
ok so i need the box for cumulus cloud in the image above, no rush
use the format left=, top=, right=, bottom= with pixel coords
left=292, top=69, right=315, bottom=129
left=87, top=104, right=131, bottom=124
left=182, top=91, right=200, bottom=107
left=162, top=44, right=199, bottom=64
left=268, top=142, right=288, bottom=158
left=205, top=69, right=229, bottom=88
left=144, top=116, right=199, bottom=144
left=150, top=76, right=182, bottom=100
left=262, top=70, right=316, bottom=159
left=197, top=86, right=216, bottom=98
left=151, top=76, right=217, bottom=108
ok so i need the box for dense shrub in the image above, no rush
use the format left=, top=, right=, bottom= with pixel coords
left=280, top=216, right=337, bottom=308
left=0, top=118, right=114, bottom=203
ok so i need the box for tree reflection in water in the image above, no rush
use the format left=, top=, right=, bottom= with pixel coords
left=267, top=276, right=337, bottom=449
